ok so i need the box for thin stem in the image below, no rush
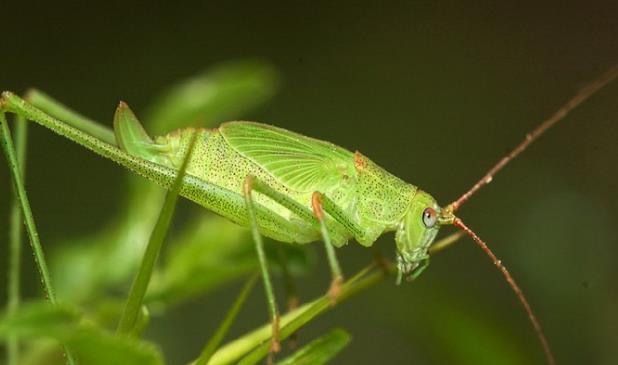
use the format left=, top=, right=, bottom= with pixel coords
left=428, top=231, right=464, bottom=255
left=454, top=217, right=555, bottom=365
left=0, top=114, right=55, bottom=303
left=0, top=113, right=76, bottom=365
left=116, top=132, right=198, bottom=335
left=449, top=64, right=618, bottom=212
left=6, top=114, right=27, bottom=365
left=192, top=262, right=384, bottom=365
left=236, top=264, right=386, bottom=365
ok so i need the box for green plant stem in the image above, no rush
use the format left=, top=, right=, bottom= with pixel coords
left=0, top=113, right=55, bottom=303
left=428, top=231, right=464, bottom=255
left=237, top=265, right=384, bottom=365
left=116, top=133, right=198, bottom=335
left=189, top=263, right=387, bottom=365
left=191, top=232, right=458, bottom=365
left=195, top=274, right=258, bottom=365
left=6, top=114, right=27, bottom=365
left=0, top=113, right=75, bottom=365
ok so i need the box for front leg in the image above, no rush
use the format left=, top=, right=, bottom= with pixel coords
left=311, top=192, right=344, bottom=303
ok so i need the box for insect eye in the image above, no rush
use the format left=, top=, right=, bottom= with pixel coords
left=422, top=207, right=437, bottom=228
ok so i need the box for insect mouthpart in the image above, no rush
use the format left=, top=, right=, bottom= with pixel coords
left=395, top=252, right=427, bottom=285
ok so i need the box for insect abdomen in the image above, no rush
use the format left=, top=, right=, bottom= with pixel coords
left=156, top=127, right=322, bottom=243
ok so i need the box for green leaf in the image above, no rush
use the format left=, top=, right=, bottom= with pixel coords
left=146, top=59, right=279, bottom=133
left=0, top=302, right=164, bottom=365
left=67, top=328, right=163, bottom=365
left=275, top=329, right=351, bottom=365
left=0, top=302, right=79, bottom=339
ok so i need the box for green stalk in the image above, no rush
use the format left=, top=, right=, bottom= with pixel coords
left=236, top=266, right=384, bottom=365
left=188, top=263, right=387, bottom=365
left=192, top=232, right=461, bottom=365
left=6, top=114, right=27, bottom=365
left=116, top=132, right=198, bottom=335
left=0, top=114, right=75, bottom=365
left=0, top=113, right=55, bottom=304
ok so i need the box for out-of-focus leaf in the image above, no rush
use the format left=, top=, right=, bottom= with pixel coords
left=275, top=329, right=351, bottom=365
left=0, top=302, right=79, bottom=339
left=67, top=328, right=163, bottom=365
left=52, top=183, right=167, bottom=303
left=146, top=215, right=252, bottom=309
left=146, top=214, right=314, bottom=310
left=146, top=59, right=279, bottom=133
left=52, top=59, right=280, bottom=305
left=0, top=302, right=164, bottom=365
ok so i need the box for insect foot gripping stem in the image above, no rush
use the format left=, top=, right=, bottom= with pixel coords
left=453, top=217, right=556, bottom=365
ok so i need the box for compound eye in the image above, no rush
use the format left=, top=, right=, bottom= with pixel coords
left=422, top=207, right=437, bottom=228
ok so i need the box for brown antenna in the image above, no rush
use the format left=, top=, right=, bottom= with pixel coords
left=454, top=217, right=555, bottom=365
left=437, top=65, right=618, bottom=365
left=448, top=64, right=618, bottom=213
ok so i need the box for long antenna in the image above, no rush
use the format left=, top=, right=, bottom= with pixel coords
left=436, top=65, right=618, bottom=365
left=448, top=64, right=618, bottom=212
left=453, top=217, right=555, bottom=365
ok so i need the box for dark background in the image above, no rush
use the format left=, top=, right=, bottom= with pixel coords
left=1, top=1, right=617, bottom=364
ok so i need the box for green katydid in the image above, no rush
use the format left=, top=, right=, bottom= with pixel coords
left=1, top=64, right=617, bottom=365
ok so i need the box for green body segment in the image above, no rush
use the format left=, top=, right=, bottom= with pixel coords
left=0, top=91, right=441, bottom=275
left=151, top=122, right=417, bottom=247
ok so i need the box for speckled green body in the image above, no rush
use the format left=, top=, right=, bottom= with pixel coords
left=155, top=122, right=418, bottom=248
left=0, top=91, right=440, bottom=275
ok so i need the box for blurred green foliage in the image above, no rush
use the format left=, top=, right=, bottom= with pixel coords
left=1, top=2, right=617, bottom=364
left=275, top=329, right=350, bottom=365
left=0, top=302, right=163, bottom=365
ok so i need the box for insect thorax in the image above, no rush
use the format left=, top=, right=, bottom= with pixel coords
left=352, top=153, right=418, bottom=245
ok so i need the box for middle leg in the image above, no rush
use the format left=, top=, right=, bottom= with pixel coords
left=247, top=176, right=367, bottom=304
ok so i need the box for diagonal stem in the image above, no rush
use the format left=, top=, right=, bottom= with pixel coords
left=0, top=112, right=75, bottom=365
left=0, top=113, right=55, bottom=303
left=116, top=132, right=198, bottom=335
left=6, top=114, right=27, bottom=365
